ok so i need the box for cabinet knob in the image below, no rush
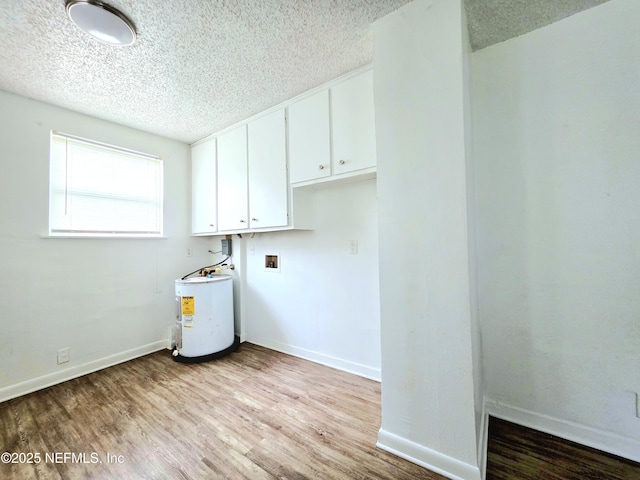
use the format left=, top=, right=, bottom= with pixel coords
left=318, top=164, right=325, bottom=170
left=339, top=159, right=346, bottom=165
left=239, top=219, right=246, bottom=223
left=251, top=218, right=258, bottom=222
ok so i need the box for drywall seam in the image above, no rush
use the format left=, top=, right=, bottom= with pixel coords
left=0, top=340, right=167, bottom=403
left=248, top=335, right=381, bottom=381
left=377, top=429, right=482, bottom=480
left=484, top=399, right=640, bottom=463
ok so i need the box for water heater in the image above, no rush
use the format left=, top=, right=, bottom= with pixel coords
left=173, top=275, right=238, bottom=362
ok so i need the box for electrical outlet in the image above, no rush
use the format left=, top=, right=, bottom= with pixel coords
left=349, top=240, right=358, bottom=255
left=186, top=246, right=192, bottom=257
left=636, top=392, right=640, bottom=418
left=57, top=347, right=70, bottom=364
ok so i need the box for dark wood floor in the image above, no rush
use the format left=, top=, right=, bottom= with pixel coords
left=486, top=416, right=640, bottom=479
left=2, top=343, right=639, bottom=479
left=0, top=343, right=442, bottom=480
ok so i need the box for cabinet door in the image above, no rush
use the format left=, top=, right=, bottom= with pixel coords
left=331, top=69, right=376, bottom=175
left=288, top=90, right=331, bottom=183
left=248, top=109, right=288, bottom=229
left=217, top=125, right=248, bottom=231
left=191, top=139, right=217, bottom=234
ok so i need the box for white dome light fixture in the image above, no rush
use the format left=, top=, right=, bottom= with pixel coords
left=65, top=0, right=137, bottom=46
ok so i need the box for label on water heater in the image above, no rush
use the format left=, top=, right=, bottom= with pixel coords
left=181, top=296, right=195, bottom=328
left=181, top=296, right=194, bottom=315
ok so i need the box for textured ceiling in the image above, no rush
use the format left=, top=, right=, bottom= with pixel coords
left=0, top=0, right=612, bottom=144
left=0, top=0, right=411, bottom=143
left=465, top=0, right=611, bottom=50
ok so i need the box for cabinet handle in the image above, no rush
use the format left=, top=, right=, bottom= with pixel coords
left=251, top=218, right=258, bottom=222
left=339, top=159, right=346, bottom=165
left=239, top=219, right=246, bottom=223
left=209, top=224, right=215, bottom=227
left=318, top=164, right=325, bottom=170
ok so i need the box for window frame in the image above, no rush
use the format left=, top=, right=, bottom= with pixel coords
left=48, top=131, right=164, bottom=238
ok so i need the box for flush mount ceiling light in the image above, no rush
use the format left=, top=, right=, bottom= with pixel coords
left=65, top=0, right=137, bottom=46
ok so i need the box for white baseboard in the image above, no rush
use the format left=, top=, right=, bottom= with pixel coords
left=484, top=398, right=640, bottom=464
left=377, top=429, right=482, bottom=480
left=0, top=340, right=167, bottom=404
left=247, top=335, right=381, bottom=381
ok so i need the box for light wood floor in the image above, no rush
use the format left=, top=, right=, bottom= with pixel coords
left=0, top=343, right=442, bottom=480
left=3, top=344, right=638, bottom=480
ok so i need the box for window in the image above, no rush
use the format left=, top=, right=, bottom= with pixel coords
left=49, top=131, right=163, bottom=237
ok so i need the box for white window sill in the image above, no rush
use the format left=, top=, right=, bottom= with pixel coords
left=41, top=234, right=167, bottom=239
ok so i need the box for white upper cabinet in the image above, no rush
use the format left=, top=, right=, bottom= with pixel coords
left=190, top=67, right=374, bottom=235
left=247, top=109, right=288, bottom=229
left=191, top=139, right=217, bottom=235
left=217, top=125, right=248, bottom=231
left=288, top=90, right=331, bottom=184
left=331, top=69, right=376, bottom=175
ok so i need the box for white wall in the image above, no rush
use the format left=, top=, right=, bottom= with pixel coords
left=373, top=1, right=480, bottom=479
left=243, top=178, right=381, bottom=379
left=0, top=90, right=212, bottom=401
left=473, top=0, right=640, bottom=461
